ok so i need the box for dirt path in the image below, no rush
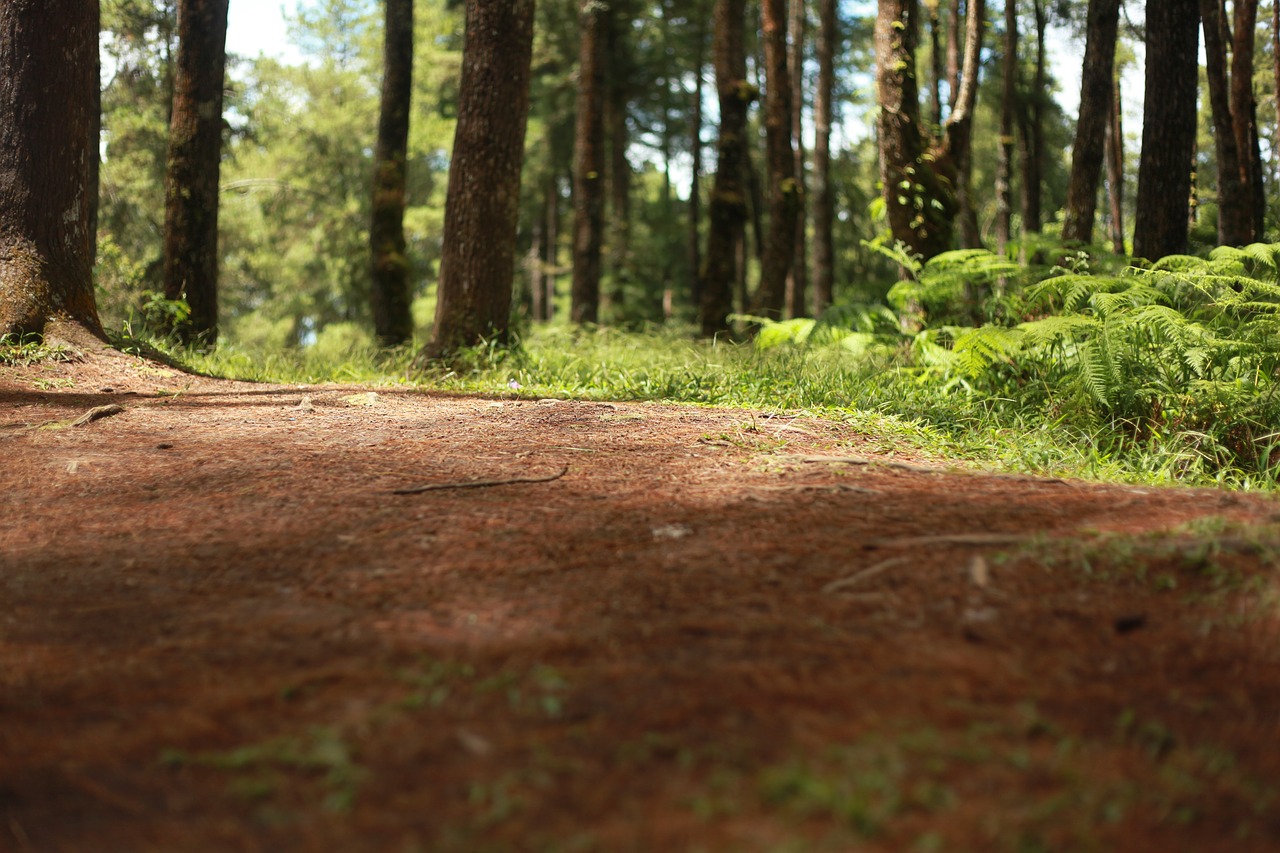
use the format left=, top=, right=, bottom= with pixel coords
left=3, top=356, right=1280, bottom=852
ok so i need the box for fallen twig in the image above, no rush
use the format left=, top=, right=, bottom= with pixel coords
left=70, top=404, right=126, bottom=426
left=785, top=454, right=945, bottom=474
left=823, top=557, right=910, bottom=594
left=865, top=533, right=1033, bottom=549
left=392, top=463, right=569, bottom=495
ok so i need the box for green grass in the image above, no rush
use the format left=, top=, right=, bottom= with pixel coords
left=156, top=323, right=1280, bottom=491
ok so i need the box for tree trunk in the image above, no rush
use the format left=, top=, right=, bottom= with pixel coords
left=571, top=0, right=607, bottom=325
left=1230, top=0, right=1260, bottom=237
left=369, top=0, right=414, bottom=347
left=162, top=0, right=229, bottom=345
left=752, top=0, right=798, bottom=321
left=1132, top=0, right=1199, bottom=261
left=421, top=0, right=536, bottom=361
left=938, top=0, right=983, bottom=250
left=1060, top=0, right=1120, bottom=245
left=946, top=0, right=961, bottom=110
left=995, top=0, right=1016, bottom=255
left=689, top=18, right=707, bottom=312
left=876, top=0, right=959, bottom=261
left=1105, top=73, right=1126, bottom=254
left=1019, top=0, right=1046, bottom=233
left=699, top=0, right=752, bottom=336
left=811, top=0, right=836, bottom=316
left=928, top=2, right=944, bottom=127
left=605, top=6, right=633, bottom=320
left=0, top=0, right=104, bottom=343
left=1201, top=0, right=1252, bottom=245
left=785, top=0, right=808, bottom=319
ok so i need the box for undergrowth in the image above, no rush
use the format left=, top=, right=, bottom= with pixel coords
left=80, top=241, right=1280, bottom=491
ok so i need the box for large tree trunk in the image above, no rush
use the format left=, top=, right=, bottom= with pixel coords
left=0, top=0, right=104, bottom=344
left=162, top=0, right=229, bottom=345
left=785, top=0, right=808, bottom=319
left=1231, top=0, right=1260, bottom=237
left=1060, top=0, right=1120, bottom=245
left=876, top=0, right=959, bottom=261
left=811, top=0, right=836, bottom=316
left=1133, top=0, right=1200, bottom=261
left=699, top=0, right=752, bottom=337
left=571, top=0, right=607, bottom=325
left=421, top=0, right=536, bottom=361
left=995, top=0, right=1016, bottom=255
left=369, top=0, right=414, bottom=347
left=751, top=0, right=798, bottom=320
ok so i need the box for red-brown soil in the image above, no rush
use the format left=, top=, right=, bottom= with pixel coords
left=3, top=355, right=1280, bottom=852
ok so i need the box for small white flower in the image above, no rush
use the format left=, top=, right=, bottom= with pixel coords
left=508, top=379, right=522, bottom=390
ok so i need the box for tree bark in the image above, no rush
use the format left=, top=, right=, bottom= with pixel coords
left=785, top=0, right=808, bottom=319
left=1201, top=0, right=1252, bottom=245
left=699, top=0, right=752, bottom=336
left=689, top=17, right=707, bottom=311
left=1230, top=0, right=1260, bottom=237
left=995, top=0, right=1016, bottom=255
left=939, top=0, right=984, bottom=250
left=605, top=5, right=633, bottom=319
left=1018, top=0, right=1046, bottom=233
left=751, top=0, right=798, bottom=321
left=422, top=0, right=536, bottom=360
left=876, top=0, right=960, bottom=261
left=1060, top=0, right=1120, bottom=245
left=1133, top=0, right=1200, bottom=261
left=0, top=0, right=104, bottom=343
left=1105, top=73, right=1125, bottom=254
left=811, top=0, right=836, bottom=316
left=162, top=0, right=229, bottom=345
left=571, top=0, right=607, bottom=325
left=369, top=0, right=414, bottom=347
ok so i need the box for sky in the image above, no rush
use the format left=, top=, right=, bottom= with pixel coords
left=226, top=2, right=299, bottom=62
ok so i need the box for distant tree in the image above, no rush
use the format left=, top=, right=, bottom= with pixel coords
left=810, top=0, right=836, bottom=315
left=162, top=0, right=230, bottom=344
left=369, top=0, right=415, bottom=347
left=877, top=0, right=944, bottom=259
left=699, top=0, right=752, bottom=336
left=1133, top=0, right=1199, bottom=260
left=995, top=0, right=1017, bottom=254
left=1200, top=0, right=1259, bottom=246
left=0, top=0, right=105, bottom=345
left=750, top=0, right=798, bottom=320
left=1061, top=0, right=1120, bottom=245
left=786, top=0, right=808, bottom=319
left=421, top=0, right=536, bottom=360
left=572, top=0, right=607, bottom=325
left=1104, top=72, right=1125, bottom=254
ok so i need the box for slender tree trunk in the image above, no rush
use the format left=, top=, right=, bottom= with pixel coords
left=422, top=0, right=536, bottom=361
left=942, top=0, right=984, bottom=249
left=369, top=0, right=414, bottom=347
left=785, top=0, right=808, bottom=319
left=877, top=0, right=958, bottom=260
left=1019, top=0, right=1046, bottom=233
left=162, top=0, right=229, bottom=345
left=544, top=166, right=560, bottom=320
left=1201, top=0, right=1252, bottom=245
left=928, top=1, right=944, bottom=127
left=1105, top=73, right=1126, bottom=254
left=605, top=6, right=633, bottom=319
left=995, top=0, right=1016, bottom=255
left=0, top=0, right=104, bottom=343
left=752, top=0, right=798, bottom=320
left=946, top=0, right=961, bottom=109
left=811, top=0, right=836, bottom=316
left=699, top=0, right=752, bottom=336
left=689, top=19, right=707, bottom=311
left=1133, top=0, right=1200, bottom=261
left=572, top=0, right=607, bottom=325
left=1061, top=0, right=1120, bottom=245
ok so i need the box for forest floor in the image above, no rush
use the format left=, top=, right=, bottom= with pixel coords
left=3, top=352, right=1280, bottom=852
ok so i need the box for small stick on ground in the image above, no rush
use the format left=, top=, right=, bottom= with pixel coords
left=786, top=454, right=946, bottom=474
left=823, top=557, right=910, bottom=594
left=393, top=463, right=569, bottom=495
left=865, top=533, right=1034, bottom=549
left=70, top=404, right=126, bottom=427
